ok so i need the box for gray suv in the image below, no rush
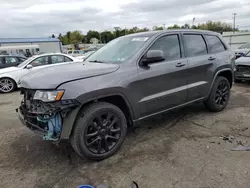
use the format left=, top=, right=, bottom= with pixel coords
left=17, top=30, right=235, bottom=160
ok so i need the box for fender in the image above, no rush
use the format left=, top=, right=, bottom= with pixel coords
left=207, top=68, right=233, bottom=98
left=60, top=91, right=135, bottom=139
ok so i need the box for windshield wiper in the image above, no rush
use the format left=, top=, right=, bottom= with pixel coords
left=89, top=60, right=105, bottom=63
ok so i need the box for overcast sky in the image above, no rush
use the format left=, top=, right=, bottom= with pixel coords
left=1, top=0, right=250, bottom=38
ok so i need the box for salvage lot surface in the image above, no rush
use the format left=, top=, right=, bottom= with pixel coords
left=0, top=84, right=250, bottom=188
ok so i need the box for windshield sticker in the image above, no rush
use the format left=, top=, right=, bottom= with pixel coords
left=132, top=37, right=148, bottom=41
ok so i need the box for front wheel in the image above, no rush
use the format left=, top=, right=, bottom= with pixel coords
left=204, top=76, right=230, bottom=112
left=0, top=78, right=16, bottom=93
left=70, top=102, right=127, bottom=160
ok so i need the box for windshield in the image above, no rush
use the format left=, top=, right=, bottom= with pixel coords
left=86, top=36, right=149, bottom=63
left=239, top=43, right=250, bottom=49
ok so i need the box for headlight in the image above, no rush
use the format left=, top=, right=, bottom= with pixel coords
left=33, top=90, right=64, bottom=102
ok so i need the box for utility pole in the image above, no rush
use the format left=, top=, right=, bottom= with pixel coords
left=233, top=13, right=237, bottom=33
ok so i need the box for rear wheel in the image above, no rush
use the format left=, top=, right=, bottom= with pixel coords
left=0, top=78, right=16, bottom=93
left=70, top=102, right=127, bottom=160
left=204, top=76, right=230, bottom=112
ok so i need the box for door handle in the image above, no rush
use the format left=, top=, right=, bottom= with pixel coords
left=175, top=62, right=186, bottom=67
left=208, top=57, right=216, bottom=61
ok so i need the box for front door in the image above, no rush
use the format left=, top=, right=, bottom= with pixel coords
left=136, top=34, right=189, bottom=118
left=21, top=55, right=50, bottom=77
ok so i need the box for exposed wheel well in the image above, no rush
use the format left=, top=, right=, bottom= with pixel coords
left=77, top=95, right=133, bottom=127
left=99, top=95, right=133, bottom=127
left=217, top=70, right=233, bottom=87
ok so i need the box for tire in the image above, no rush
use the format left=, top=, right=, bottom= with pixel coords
left=0, top=78, right=16, bottom=93
left=70, top=102, right=127, bottom=160
left=204, top=76, right=230, bottom=112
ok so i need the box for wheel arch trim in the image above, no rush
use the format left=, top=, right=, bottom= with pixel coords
left=207, top=68, right=233, bottom=97
left=60, top=92, right=134, bottom=140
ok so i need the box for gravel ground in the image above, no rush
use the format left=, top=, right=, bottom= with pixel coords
left=0, top=83, right=250, bottom=188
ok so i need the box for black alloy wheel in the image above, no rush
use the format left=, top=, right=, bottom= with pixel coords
left=215, top=80, right=229, bottom=107
left=204, top=76, right=230, bottom=112
left=70, top=102, right=127, bottom=160
left=84, top=112, right=121, bottom=154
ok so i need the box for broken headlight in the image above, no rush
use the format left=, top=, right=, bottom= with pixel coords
left=33, top=90, right=64, bottom=102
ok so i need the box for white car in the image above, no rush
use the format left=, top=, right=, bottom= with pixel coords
left=67, top=50, right=84, bottom=57
left=75, top=51, right=95, bottom=60
left=0, top=53, right=79, bottom=93
left=234, top=43, right=250, bottom=59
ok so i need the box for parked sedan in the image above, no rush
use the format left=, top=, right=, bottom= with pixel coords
left=0, top=55, right=27, bottom=69
left=75, top=51, right=95, bottom=61
left=0, top=53, right=79, bottom=93
left=67, top=50, right=84, bottom=57
left=234, top=51, right=250, bottom=82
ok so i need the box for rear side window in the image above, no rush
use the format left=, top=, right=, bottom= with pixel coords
left=64, top=56, right=73, bottom=62
left=149, top=34, right=181, bottom=60
left=206, top=35, right=226, bottom=53
left=51, top=55, right=65, bottom=64
left=183, top=34, right=208, bottom=57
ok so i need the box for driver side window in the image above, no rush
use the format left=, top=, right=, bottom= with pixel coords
left=30, top=56, right=49, bottom=67
left=148, top=34, right=181, bottom=61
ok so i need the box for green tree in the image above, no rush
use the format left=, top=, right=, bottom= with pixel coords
left=66, top=31, right=71, bottom=44
left=153, top=26, right=164, bottom=30
left=86, top=30, right=100, bottom=43
left=197, top=21, right=236, bottom=32
left=167, top=24, right=181, bottom=29
left=100, top=31, right=114, bottom=43
left=70, top=30, right=84, bottom=45
left=181, top=24, right=190, bottom=29
left=52, top=34, right=55, bottom=38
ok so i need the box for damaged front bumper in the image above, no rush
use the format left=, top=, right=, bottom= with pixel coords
left=235, top=65, right=250, bottom=80
left=17, top=89, right=79, bottom=141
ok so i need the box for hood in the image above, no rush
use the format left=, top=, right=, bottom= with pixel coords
left=234, top=48, right=250, bottom=54
left=20, top=61, right=119, bottom=89
left=0, top=67, right=19, bottom=74
left=235, top=57, right=250, bottom=66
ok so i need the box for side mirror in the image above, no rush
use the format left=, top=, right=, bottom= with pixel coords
left=26, top=64, right=33, bottom=69
left=140, top=50, right=165, bottom=66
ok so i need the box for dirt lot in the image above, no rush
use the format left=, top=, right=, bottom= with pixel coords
left=0, top=83, right=250, bottom=188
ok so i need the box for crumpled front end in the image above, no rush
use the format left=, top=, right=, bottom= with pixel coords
left=235, top=65, right=250, bottom=80
left=17, top=88, right=79, bottom=141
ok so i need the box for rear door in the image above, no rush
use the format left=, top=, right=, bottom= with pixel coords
left=137, top=33, right=189, bottom=117
left=182, top=33, right=216, bottom=101
left=204, top=34, right=231, bottom=68
left=21, top=55, right=50, bottom=77
left=49, top=55, right=74, bottom=64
